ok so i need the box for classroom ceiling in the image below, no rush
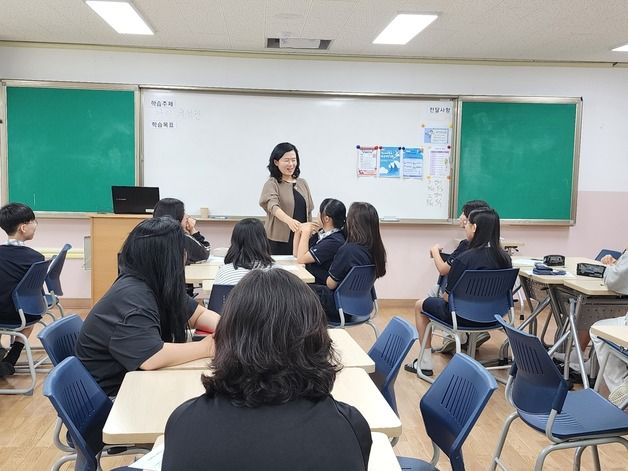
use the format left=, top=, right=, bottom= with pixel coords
left=2, top=0, right=628, bottom=64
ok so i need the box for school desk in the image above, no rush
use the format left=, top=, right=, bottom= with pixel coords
left=515, top=257, right=628, bottom=387
left=590, top=325, right=628, bottom=393
left=102, top=368, right=402, bottom=445
left=138, top=431, right=401, bottom=471
left=184, top=256, right=315, bottom=288
left=165, top=328, right=376, bottom=373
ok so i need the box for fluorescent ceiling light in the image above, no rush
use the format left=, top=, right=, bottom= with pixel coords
left=85, top=1, right=153, bottom=35
left=373, top=14, right=438, bottom=45
left=612, top=43, right=628, bottom=52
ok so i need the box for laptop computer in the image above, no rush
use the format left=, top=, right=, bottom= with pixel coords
left=111, top=186, right=160, bottom=214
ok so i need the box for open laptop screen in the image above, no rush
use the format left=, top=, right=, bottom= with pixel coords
left=111, top=186, right=160, bottom=214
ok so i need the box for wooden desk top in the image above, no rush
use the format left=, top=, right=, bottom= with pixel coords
left=590, top=325, right=628, bottom=349
left=103, top=368, right=401, bottom=445
left=185, top=256, right=315, bottom=285
left=142, top=431, right=400, bottom=471
left=166, top=328, right=375, bottom=373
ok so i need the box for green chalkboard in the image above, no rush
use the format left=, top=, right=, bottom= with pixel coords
left=6, top=86, right=136, bottom=212
left=457, top=100, right=579, bottom=222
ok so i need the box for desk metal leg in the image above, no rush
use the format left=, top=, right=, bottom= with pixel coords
left=568, top=296, right=589, bottom=389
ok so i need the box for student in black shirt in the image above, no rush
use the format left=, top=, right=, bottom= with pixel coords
left=407, top=208, right=511, bottom=376
left=293, top=198, right=346, bottom=285
left=162, top=269, right=372, bottom=471
left=0, top=203, right=44, bottom=377
left=153, top=197, right=210, bottom=263
left=314, top=202, right=387, bottom=322
left=75, top=217, right=220, bottom=396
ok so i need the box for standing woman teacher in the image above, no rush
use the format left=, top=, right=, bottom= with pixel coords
left=259, top=142, right=314, bottom=255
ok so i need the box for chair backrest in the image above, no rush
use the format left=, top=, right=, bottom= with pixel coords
left=37, top=314, right=83, bottom=366
left=207, top=284, right=234, bottom=314
left=496, top=317, right=568, bottom=415
left=449, top=268, right=519, bottom=324
left=367, top=316, right=418, bottom=414
left=43, top=357, right=112, bottom=471
left=420, top=353, right=497, bottom=471
left=45, top=243, right=72, bottom=295
left=333, top=265, right=377, bottom=320
left=595, top=248, right=622, bottom=261
left=11, top=259, right=51, bottom=318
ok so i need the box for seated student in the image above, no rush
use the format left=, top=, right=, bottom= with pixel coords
left=0, top=203, right=45, bottom=377
left=406, top=208, right=512, bottom=376
left=162, top=269, right=372, bottom=471
left=293, top=198, right=346, bottom=285
left=75, top=217, right=220, bottom=396
left=590, top=249, right=628, bottom=406
left=213, top=218, right=274, bottom=286
left=153, top=197, right=210, bottom=263
left=430, top=199, right=490, bottom=354
left=313, top=202, right=387, bottom=322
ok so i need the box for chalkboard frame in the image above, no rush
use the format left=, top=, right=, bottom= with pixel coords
left=452, top=95, right=582, bottom=225
left=0, top=80, right=140, bottom=214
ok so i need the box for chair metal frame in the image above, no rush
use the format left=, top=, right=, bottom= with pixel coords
left=416, top=268, right=520, bottom=384
left=45, top=243, right=72, bottom=319
left=398, top=353, right=498, bottom=471
left=330, top=264, right=380, bottom=338
left=0, top=259, right=51, bottom=395
left=491, top=317, right=628, bottom=471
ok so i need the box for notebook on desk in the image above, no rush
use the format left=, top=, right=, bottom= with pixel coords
left=112, top=186, right=160, bottom=214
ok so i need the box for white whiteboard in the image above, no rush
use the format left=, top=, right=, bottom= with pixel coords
left=141, top=89, right=454, bottom=220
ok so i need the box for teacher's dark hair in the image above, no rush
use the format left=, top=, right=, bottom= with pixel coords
left=224, top=218, right=274, bottom=270
left=119, top=217, right=188, bottom=342
left=320, top=198, right=346, bottom=230
left=345, top=202, right=387, bottom=278
left=267, top=142, right=301, bottom=181
left=153, top=198, right=185, bottom=223
left=468, top=208, right=510, bottom=268
left=203, top=269, right=339, bottom=407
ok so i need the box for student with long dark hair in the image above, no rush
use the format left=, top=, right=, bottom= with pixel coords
left=153, top=197, right=210, bottom=263
left=259, top=142, right=314, bottom=255
left=315, top=202, right=387, bottom=322
left=162, top=269, right=372, bottom=471
left=76, top=217, right=220, bottom=396
left=406, top=208, right=511, bottom=376
left=293, top=198, right=346, bottom=285
left=213, top=218, right=274, bottom=286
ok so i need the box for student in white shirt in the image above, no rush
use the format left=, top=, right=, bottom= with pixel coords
left=214, top=218, right=274, bottom=286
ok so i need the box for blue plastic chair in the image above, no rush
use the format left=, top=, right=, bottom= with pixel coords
left=43, top=357, right=146, bottom=471
left=398, top=353, right=498, bottom=471
left=37, top=314, right=84, bottom=470
left=45, top=243, right=72, bottom=318
left=417, top=268, right=519, bottom=383
left=330, top=265, right=380, bottom=338
left=207, top=284, right=234, bottom=314
left=0, top=259, right=51, bottom=395
left=594, top=249, right=623, bottom=262
left=368, top=316, right=418, bottom=415
left=491, top=317, right=628, bottom=471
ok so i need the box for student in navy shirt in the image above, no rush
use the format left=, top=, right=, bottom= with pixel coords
left=0, top=203, right=44, bottom=377
left=314, top=202, right=387, bottom=322
left=406, top=208, right=511, bottom=376
left=293, top=198, right=346, bottom=285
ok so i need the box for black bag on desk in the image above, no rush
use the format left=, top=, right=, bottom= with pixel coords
left=576, top=263, right=606, bottom=279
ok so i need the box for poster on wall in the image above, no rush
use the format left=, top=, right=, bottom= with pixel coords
left=356, top=146, right=378, bottom=177
left=402, top=147, right=424, bottom=179
left=428, top=146, right=451, bottom=178
left=378, top=146, right=401, bottom=178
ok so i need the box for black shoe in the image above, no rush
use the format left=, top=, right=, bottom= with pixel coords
left=403, top=359, right=433, bottom=377
left=0, top=361, right=15, bottom=378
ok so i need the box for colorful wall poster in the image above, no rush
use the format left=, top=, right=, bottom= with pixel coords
left=378, top=146, right=401, bottom=178
left=356, top=146, right=378, bottom=177
left=423, top=127, right=450, bottom=145
left=402, top=147, right=424, bottom=179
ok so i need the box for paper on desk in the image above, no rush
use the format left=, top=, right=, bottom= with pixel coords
left=129, top=443, right=163, bottom=471
left=278, top=264, right=299, bottom=272
left=512, top=258, right=540, bottom=267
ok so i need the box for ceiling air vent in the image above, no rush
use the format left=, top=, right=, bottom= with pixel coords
left=266, top=38, right=332, bottom=50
